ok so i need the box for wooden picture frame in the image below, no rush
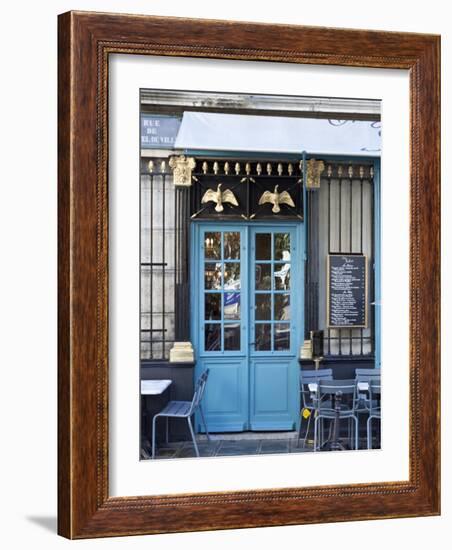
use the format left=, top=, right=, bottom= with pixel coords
left=58, top=11, right=440, bottom=538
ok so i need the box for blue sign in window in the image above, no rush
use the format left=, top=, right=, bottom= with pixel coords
left=140, top=115, right=181, bottom=149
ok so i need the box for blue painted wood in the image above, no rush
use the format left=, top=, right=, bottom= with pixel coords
left=249, top=226, right=303, bottom=431
left=192, top=222, right=304, bottom=433
left=193, top=224, right=249, bottom=431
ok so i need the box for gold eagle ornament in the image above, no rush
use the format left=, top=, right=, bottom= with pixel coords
left=258, top=185, right=295, bottom=213
left=201, top=183, right=239, bottom=213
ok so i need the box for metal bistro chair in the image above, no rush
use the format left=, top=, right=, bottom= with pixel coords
left=314, top=379, right=359, bottom=451
left=355, top=368, right=381, bottom=409
left=366, top=379, right=381, bottom=449
left=152, top=369, right=210, bottom=459
left=355, top=369, right=381, bottom=448
left=297, top=368, right=333, bottom=448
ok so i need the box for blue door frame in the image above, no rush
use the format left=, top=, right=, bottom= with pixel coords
left=191, top=221, right=304, bottom=433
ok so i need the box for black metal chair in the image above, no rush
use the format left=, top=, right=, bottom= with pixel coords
left=152, top=369, right=210, bottom=458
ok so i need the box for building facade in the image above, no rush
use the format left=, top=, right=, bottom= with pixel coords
left=140, top=90, right=381, bottom=440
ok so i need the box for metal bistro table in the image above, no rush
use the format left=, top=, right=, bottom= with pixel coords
left=307, top=381, right=369, bottom=394
left=141, top=379, right=172, bottom=396
left=141, top=379, right=173, bottom=451
left=308, top=381, right=367, bottom=451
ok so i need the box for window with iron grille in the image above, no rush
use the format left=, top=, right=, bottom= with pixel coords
left=140, top=157, right=190, bottom=360
left=315, top=161, right=376, bottom=357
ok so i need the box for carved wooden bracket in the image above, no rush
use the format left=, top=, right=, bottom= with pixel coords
left=169, top=155, right=196, bottom=187
left=306, top=158, right=325, bottom=189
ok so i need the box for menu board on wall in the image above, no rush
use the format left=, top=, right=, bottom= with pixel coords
left=327, top=254, right=368, bottom=328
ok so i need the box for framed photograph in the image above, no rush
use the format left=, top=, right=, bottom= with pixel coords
left=58, top=11, right=440, bottom=538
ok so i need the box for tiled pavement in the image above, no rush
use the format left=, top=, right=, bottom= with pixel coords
left=141, top=437, right=314, bottom=460
left=141, top=435, right=379, bottom=459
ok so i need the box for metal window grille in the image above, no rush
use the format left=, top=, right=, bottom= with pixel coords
left=140, top=157, right=191, bottom=360
left=316, top=162, right=376, bottom=357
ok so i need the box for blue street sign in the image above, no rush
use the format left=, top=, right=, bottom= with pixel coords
left=140, top=115, right=181, bottom=149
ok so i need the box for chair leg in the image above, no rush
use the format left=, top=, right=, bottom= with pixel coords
left=350, top=417, right=356, bottom=450
left=301, top=413, right=312, bottom=449
left=314, top=416, right=318, bottom=451
left=166, top=417, right=169, bottom=444
left=199, top=404, right=211, bottom=441
left=367, top=416, right=372, bottom=449
left=354, top=416, right=359, bottom=450
left=297, top=413, right=304, bottom=448
left=187, top=415, right=200, bottom=457
left=152, top=415, right=159, bottom=459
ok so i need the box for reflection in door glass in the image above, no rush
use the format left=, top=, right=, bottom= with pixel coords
left=274, top=323, right=290, bottom=350
left=255, top=233, right=271, bottom=260
left=255, top=263, right=271, bottom=290
left=224, top=263, right=241, bottom=289
left=255, top=323, right=271, bottom=351
left=274, top=263, right=291, bottom=290
left=224, top=293, right=240, bottom=320
left=224, top=232, right=241, bottom=259
left=205, top=263, right=222, bottom=289
left=274, top=294, right=290, bottom=320
left=274, top=233, right=291, bottom=261
left=204, top=232, right=221, bottom=259
left=205, top=293, right=221, bottom=320
left=255, top=294, right=271, bottom=320
left=224, top=324, right=240, bottom=350
left=205, top=324, right=221, bottom=351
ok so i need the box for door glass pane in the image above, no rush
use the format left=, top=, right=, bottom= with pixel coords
left=255, top=324, right=271, bottom=351
left=224, top=263, right=241, bottom=290
left=205, top=324, right=221, bottom=351
left=224, top=232, right=240, bottom=259
left=205, top=293, right=221, bottom=320
left=274, top=263, right=291, bottom=290
left=224, top=324, right=241, bottom=350
left=202, top=228, right=295, bottom=354
left=205, top=263, right=222, bottom=289
left=274, top=233, right=291, bottom=261
left=255, top=233, right=271, bottom=260
left=204, top=232, right=221, bottom=259
left=224, top=293, right=240, bottom=320
left=255, top=294, right=271, bottom=320
left=274, top=294, right=290, bottom=320
left=255, top=263, right=271, bottom=290
left=274, top=323, right=290, bottom=350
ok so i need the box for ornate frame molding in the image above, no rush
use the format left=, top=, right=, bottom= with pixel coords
left=58, top=11, right=440, bottom=538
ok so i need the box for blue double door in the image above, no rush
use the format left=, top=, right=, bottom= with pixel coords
left=192, top=223, right=304, bottom=432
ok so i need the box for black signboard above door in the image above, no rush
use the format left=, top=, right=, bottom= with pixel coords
left=190, top=158, right=303, bottom=220
left=327, top=254, right=368, bottom=328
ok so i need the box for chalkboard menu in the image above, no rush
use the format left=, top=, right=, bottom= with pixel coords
left=327, top=254, right=368, bottom=328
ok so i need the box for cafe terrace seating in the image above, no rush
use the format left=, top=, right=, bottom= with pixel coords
left=365, top=378, right=381, bottom=449
left=152, top=369, right=210, bottom=459
left=299, top=369, right=381, bottom=451
left=313, top=379, right=359, bottom=451
left=297, top=368, right=333, bottom=448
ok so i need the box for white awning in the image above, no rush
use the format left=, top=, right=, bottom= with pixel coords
left=174, top=111, right=380, bottom=157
